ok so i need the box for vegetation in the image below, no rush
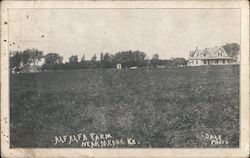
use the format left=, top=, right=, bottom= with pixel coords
left=69, top=55, right=78, bottom=64
left=10, top=66, right=239, bottom=148
left=10, top=48, right=43, bottom=69
left=9, top=43, right=239, bottom=72
left=9, top=43, right=240, bottom=148
left=54, top=51, right=186, bottom=70
left=222, top=43, right=240, bottom=61
left=10, top=49, right=187, bottom=71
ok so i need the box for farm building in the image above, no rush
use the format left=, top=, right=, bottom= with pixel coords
left=157, top=65, right=166, bottom=68
left=187, top=46, right=235, bottom=66
left=16, top=65, right=41, bottom=73
left=116, top=64, right=122, bottom=69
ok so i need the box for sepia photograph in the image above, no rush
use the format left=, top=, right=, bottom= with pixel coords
left=1, top=0, right=249, bottom=158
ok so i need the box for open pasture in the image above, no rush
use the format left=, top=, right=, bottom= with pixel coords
left=10, top=66, right=239, bottom=148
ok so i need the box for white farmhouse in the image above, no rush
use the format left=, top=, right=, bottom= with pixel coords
left=187, top=46, right=234, bottom=66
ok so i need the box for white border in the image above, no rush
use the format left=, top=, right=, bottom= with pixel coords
left=1, top=1, right=249, bottom=157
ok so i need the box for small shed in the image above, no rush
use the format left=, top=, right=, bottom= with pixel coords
left=130, top=66, right=137, bottom=69
left=117, top=64, right=122, bottom=69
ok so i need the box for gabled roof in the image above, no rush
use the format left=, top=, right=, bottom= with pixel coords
left=205, top=47, right=228, bottom=57
left=196, top=49, right=203, bottom=54
left=206, top=47, right=219, bottom=53
left=189, top=46, right=232, bottom=59
left=190, top=49, right=203, bottom=57
left=190, top=51, right=195, bottom=57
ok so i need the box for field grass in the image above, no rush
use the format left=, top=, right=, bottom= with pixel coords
left=10, top=65, right=239, bottom=148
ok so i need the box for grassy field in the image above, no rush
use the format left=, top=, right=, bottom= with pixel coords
left=10, top=65, right=239, bottom=148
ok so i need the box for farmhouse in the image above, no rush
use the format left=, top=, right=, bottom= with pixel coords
left=187, top=46, right=234, bottom=66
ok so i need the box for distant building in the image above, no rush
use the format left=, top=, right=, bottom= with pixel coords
left=116, top=64, right=122, bottom=69
left=130, top=66, right=137, bottom=69
left=19, top=65, right=41, bottom=73
left=157, top=65, right=165, bottom=68
left=187, top=46, right=235, bottom=66
left=11, top=64, right=41, bottom=73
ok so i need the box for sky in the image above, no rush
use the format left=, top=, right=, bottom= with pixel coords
left=8, top=9, right=240, bottom=62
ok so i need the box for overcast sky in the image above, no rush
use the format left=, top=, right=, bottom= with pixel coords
left=9, top=9, right=240, bottom=61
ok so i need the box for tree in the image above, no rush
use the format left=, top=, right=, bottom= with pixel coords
left=103, top=53, right=110, bottom=61
left=25, top=48, right=43, bottom=65
left=22, top=49, right=32, bottom=65
left=69, top=55, right=78, bottom=63
left=102, top=52, right=114, bottom=68
left=173, top=58, right=187, bottom=66
left=99, top=52, right=105, bottom=68
left=133, top=50, right=147, bottom=66
left=113, top=50, right=147, bottom=67
left=91, top=54, right=97, bottom=62
left=152, top=53, right=159, bottom=60
left=222, top=43, right=240, bottom=61
left=34, top=49, right=43, bottom=65
left=9, top=49, right=43, bottom=69
left=9, top=51, right=22, bottom=69
left=43, top=53, right=63, bottom=65
left=80, top=55, right=85, bottom=62
left=100, top=53, right=104, bottom=61
left=151, top=53, right=159, bottom=67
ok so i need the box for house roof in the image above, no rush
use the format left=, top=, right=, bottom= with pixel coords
left=189, top=56, right=233, bottom=60
left=205, top=47, right=227, bottom=57
left=189, top=46, right=230, bottom=59
left=196, top=49, right=203, bottom=54
left=190, top=51, right=195, bottom=57
left=206, top=47, right=219, bottom=53
left=190, top=49, right=203, bottom=57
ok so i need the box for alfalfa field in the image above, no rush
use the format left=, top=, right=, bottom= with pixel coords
left=10, top=65, right=239, bottom=148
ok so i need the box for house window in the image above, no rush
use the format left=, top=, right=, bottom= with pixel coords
left=223, top=59, right=225, bottom=64
left=215, top=60, right=218, bottom=64
left=217, top=52, right=223, bottom=56
left=203, top=54, right=206, bottom=57
left=196, top=60, right=198, bottom=64
left=204, top=60, right=206, bottom=64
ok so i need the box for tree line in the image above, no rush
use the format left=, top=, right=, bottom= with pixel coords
left=10, top=49, right=187, bottom=71
left=42, top=50, right=187, bottom=70
left=10, top=48, right=43, bottom=69
left=9, top=43, right=240, bottom=71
